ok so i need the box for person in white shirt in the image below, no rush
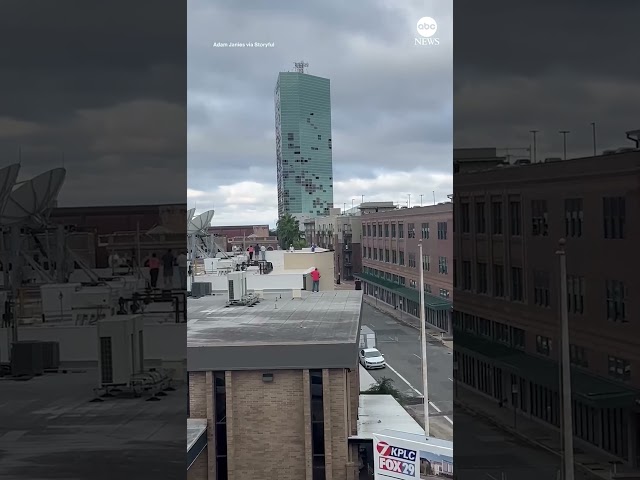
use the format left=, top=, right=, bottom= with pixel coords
left=260, top=245, right=266, bottom=261
left=289, top=244, right=294, bottom=252
left=177, top=252, right=188, bottom=290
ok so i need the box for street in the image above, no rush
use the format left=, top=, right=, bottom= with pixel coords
left=360, top=302, right=453, bottom=440
left=453, top=409, right=596, bottom=480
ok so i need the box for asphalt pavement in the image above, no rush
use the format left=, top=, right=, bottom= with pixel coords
left=360, top=302, right=453, bottom=440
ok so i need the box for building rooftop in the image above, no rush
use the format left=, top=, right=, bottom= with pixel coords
left=352, top=394, right=425, bottom=440
left=187, top=419, right=207, bottom=470
left=188, top=291, right=363, bottom=371
left=0, top=368, right=184, bottom=480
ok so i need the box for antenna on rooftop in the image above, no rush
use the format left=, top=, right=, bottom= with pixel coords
left=294, top=61, right=309, bottom=73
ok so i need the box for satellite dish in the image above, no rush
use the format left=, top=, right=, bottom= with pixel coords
left=0, top=168, right=66, bottom=227
left=187, top=207, right=196, bottom=224
left=0, top=164, right=21, bottom=215
left=188, top=209, right=214, bottom=234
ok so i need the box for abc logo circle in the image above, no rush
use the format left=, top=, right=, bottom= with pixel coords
left=417, top=17, right=438, bottom=38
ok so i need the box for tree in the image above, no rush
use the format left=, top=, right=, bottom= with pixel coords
left=365, top=377, right=405, bottom=404
left=276, top=213, right=305, bottom=249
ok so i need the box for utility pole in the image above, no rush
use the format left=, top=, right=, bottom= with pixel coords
left=530, top=130, right=539, bottom=162
left=418, top=241, right=430, bottom=437
left=556, top=239, right=575, bottom=480
left=559, top=131, right=570, bottom=160
left=591, top=122, right=597, bottom=156
left=408, top=194, right=411, bottom=209
left=433, top=191, right=436, bottom=205
left=420, top=194, right=423, bottom=207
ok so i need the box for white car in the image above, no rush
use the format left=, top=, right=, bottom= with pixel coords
left=359, top=348, right=386, bottom=369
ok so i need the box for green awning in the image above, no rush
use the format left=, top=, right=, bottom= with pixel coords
left=395, top=287, right=451, bottom=311
left=455, top=331, right=639, bottom=408
left=354, top=272, right=402, bottom=292
left=354, top=273, right=451, bottom=311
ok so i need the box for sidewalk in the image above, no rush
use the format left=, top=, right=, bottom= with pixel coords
left=456, top=384, right=640, bottom=479
left=361, top=296, right=453, bottom=349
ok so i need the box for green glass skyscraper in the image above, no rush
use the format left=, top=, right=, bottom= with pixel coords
left=275, top=68, right=334, bottom=219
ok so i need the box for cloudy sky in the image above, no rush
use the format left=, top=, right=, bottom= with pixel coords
left=454, top=0, right=640, bottom=160
left=0, top=1, right=186, bottom=208
left=188, top=0, right=453, bottom=227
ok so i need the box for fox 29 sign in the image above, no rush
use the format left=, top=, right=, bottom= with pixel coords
left=373, top=436, right=420, bottom=479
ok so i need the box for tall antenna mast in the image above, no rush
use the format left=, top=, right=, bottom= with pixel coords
left=294, top=61, right=309, bottom=73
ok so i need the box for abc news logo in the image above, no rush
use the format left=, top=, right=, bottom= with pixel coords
left=415, top=16, right=440, bottom=46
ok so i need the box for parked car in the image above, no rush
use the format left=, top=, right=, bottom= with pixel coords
left=359, top=348, right=386, bottom=369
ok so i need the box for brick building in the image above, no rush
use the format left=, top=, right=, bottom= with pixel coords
left=453, top=150, right=640, bottom=466
left=356, top=204, right=453, bottom=334
left=207, top=225, right=271, bottom=251
left=187, top=291, right=363, bottom=480
left=49, top=204, right=187, bottom=267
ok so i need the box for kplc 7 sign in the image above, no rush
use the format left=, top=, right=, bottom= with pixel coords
left=373, top=438, right=419, bottom=479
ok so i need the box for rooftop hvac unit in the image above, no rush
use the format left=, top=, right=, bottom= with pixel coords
left=227, top=271, right=247, bottom=302
left=191, top=282, right=212, bottom=298
left=97, top=315, right=145, bottom=388
left=40, top=341, right=60, bottom=370
left=11, top=341, right=45, bottom=376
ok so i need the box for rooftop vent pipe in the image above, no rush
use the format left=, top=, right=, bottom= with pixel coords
left=625, top=129, right=640, bottom=149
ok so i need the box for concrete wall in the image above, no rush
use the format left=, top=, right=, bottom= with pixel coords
left=0, top=323, right=186, bottom=365
left=283, top=251, right=335, bottom=291
left=194, top=272, right=303, bottom=292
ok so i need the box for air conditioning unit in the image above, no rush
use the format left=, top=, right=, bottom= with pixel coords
left=191, top=282, right=212, bottom=298
left=11, top=341, right=45, bottom=376
left=227, top=271, right=247, bottom=302
left=97, top=315, right=145, bottom=388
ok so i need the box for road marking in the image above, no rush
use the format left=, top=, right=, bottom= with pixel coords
left=385, top=363, right=422, bottom=396
left=448, top=377, right=453, bottom=382
left=385, top=362, right=454, bottom=425
left=413, top=354, right=421, bottom=360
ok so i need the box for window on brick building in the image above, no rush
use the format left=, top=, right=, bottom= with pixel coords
left=310, top=370, right=326, bottom=479
left=214, top=372, right=228, bottom=479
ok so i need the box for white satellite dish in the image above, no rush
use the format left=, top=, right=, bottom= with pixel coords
left=0, top=168, right=66, bottom=226
left=188, top=209, right=214, bottom=234
left=187, top=207, right=196, bottom=224
left=0, top=164, right=21, bottom=215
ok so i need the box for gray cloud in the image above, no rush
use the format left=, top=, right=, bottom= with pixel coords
left=0, top=0, right=186, bottom=206
left=453, top=0, right=640, bottom=158
left=188, top=0, right=453, bottom=221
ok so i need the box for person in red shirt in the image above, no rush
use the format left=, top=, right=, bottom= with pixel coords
left=248, top=245, right=254, bottom=261
left=310, top=267, right=321, bottom=292
left=148, top=253, right=161, bottom=288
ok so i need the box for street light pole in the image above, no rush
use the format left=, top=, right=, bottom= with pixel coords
left=556, top=239, right=575, bottom=480
left=418, top=241, right=430, bottom=437
left=559, top=131, right=570, bottom=160
left=420, top=194, right=424, bottom=207
left=408, top=194, right=411, bottom=209
left=591, top=122, right=597, bottom=156
left=530, top=130, right=539, bottom=162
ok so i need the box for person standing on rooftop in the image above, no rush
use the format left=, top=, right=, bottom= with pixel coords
left=148, top=253, right=160, bottom=288
left=310, top=267, right=321, bottom=292
left=177, top=251, right=188, bottom=290
left=162, top=249, right=175, bottom=289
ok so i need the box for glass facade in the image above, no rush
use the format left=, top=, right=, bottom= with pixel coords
left=275, top=72, right=334, bottom=218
